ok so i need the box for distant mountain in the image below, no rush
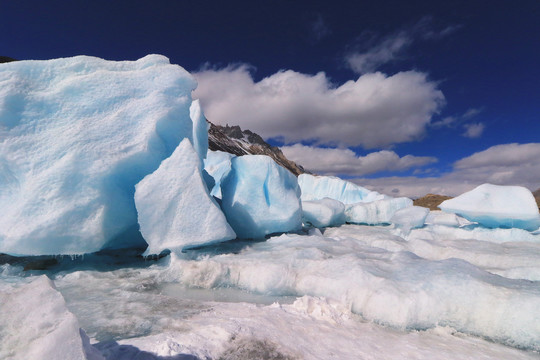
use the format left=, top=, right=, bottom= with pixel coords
left=208, top=122, right=308, bottom=176
left=0, top=56, right=17, bottom=63
left=413, top=193, right=453, bottom=210
left=534, top=188, right=540, bottom=210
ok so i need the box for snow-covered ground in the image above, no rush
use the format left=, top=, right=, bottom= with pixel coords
left=2, top=223, right=540, bottom=359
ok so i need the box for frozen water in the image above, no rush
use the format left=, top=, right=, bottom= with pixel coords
left=0, top=55, right=196, bottom=255
left=391, top=205, right=430, bottom=234
left=220, top=155, right=302, bottom=239
left=134, top=139, right=236, bottom=255
left=439, top=184, right=540, bottom=231
left=425, top=211, right=474, bottom=227
left=203, top=150, right=235, bottom=198
left=189, top=99, right=209, bottom=161
left=345, top=197, right=413, bottom=225
left=298, top=174, right=385, bottom=204
left=302, top=198, right=346, bottom=228
left=0, top=276, right=101, bottom=360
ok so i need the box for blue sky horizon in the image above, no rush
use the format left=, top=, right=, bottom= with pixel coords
left=2, top=0, right=539, bottom=196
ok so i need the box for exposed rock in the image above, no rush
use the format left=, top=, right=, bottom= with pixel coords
left=208, top=122, right=308, bottom=176
left=0, top=56, right=16, bottom=63
left=534, top=188, right=540, bottom=210
left=413, top=193, right=453, bottom=211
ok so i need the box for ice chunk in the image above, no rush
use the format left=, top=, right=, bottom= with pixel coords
left=135, top=139, right=236, bottom=255
left=345, top=197, right=413, bottom=225
left=302, top=198, right=346, bottom=228
left=204, top=150, right=235, bottom=198
left=425, top=211, right=474, bottom=227
left=190, top=99, right=209, bottom=161
left=221, top=155, right=302, bottom=238
left=0, top=276, right=101, bottom=360
left=439, top=184, right=540, bottom=231
left=0, top=55, right=196, bottom=255
left=390, top=205, right=429, bottom=234
left=298, top=174, right=385, bottom=204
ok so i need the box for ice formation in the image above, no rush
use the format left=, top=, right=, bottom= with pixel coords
left=391, top=205, right=430, bottom=234
left=0, top=55, right=196, bottom=255
left=190, top=99, right=209, bottom=161
left=134, top=139, right=236, bottom=255
left=220, top=155, right=302, bottom=238
left=439, top=184, right=540, bottom=231
left=0, top=276, right=101, bottom=360
left=425, top=211, right=474, bottom=227
left=298, top=174, right=385, bottom=204
left=204, top=150, right=235, bottom=198
left=302, top=198, right=346, bottom=228
left=345, top=197, right=413, bottom=225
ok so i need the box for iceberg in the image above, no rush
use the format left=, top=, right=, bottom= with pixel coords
left=134, top=139, right=236, bottom=255
left=439, top=184, right=540, bottom=231
left=390, top=205, right=429, bottom=234
left=190, top=99, right=209, bottom=161
left=204, top=150, right=235, bottom=198
left=221, top=155, right=302, bottom=238
left=0, top=55, right=196, bottom=255
left=0, top=276, right=101, bottom=360
left=298, top=174, right=385, bottom=204
left=302, top=198, right=346, bottom=228
left=425, top=211, right=474, bottom=227
left=345, top=197, right=413, bottom=225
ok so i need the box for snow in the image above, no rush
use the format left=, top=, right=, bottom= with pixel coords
left=203, top=150, right=235, bottom=198
left=425, top=211, right=474, bottom=227
left=0, top=276, right=102, bottom=360
left=302, top=198, right=346, bottom=228
left=439, top=183, right=540, bottom=231
left=298, top=173, right=385, bottom=204
left=134, top=139, right=236, bottom=255
left=220, top=155, right=302, bottom=239
left=391, top=205, right=430, bottom=234
left=345, top=197, right=413, bottom=225
left=0, top=55, right=196, bottom=255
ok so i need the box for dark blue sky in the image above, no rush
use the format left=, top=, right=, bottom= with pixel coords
left=1, top=0, right=539, bottom=195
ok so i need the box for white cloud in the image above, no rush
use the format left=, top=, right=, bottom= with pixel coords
left=354, top=143, right=540, bottom=198
left=346, top=32, right=412, bottom=74
left=281, top=144, right=437, bottom=177
left=462, top=123, right=485, bottom=138
left=193, top=66, right=444, bottom=148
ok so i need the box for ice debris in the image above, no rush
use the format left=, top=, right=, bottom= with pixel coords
left=302, top=198, right=346, bottom=228
left=439, top=184, right=540, bottom=231
left=345, top=197, right=413, bottom=225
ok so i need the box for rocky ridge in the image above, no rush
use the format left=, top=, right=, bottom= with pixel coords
left=208, top=122, right=308, bottom=176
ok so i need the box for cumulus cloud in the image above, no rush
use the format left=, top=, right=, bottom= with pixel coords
left=462, top=123, right=485, bottom=138
left=193, top=65, right=444, bottom=148
left=282, top=144, right=437, bottom=177
left=355, top=143, right=540, bottom=197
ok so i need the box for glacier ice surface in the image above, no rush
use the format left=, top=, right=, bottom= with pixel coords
left=298, top=173, right=385, bottom=204
left=345, top=197, right=413, bottom=225
left=0, top=55, right=196, bottom=255
left=391, top=205, right=430, bottom=234
left=439, top=184, right=540, bottom=231
left=220, top=155, right=302, bottom=239
left=135, top=139, right=236, bottom=255
left=189, top=99, right=209, bottom=161
left=0, top=276, right=101, bottom=360
left=302, top=198, right=346, bottom=228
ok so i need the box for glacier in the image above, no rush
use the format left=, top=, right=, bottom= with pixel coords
left=0, top=55, right=197, bottom=255
left=439, top=184, right=540, bottom=231
left=345, top=197, right=413, bottom=225
left=134, top=139, right=236, bottom=256
left=220, top=155, right=303, bottom=239
left=203, top=150, right=234, bottom=198
left=301, top=197, right=346, bottom=228
left=298, top=173, right=385, bottom=204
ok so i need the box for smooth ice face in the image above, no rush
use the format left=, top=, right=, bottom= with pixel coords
left=345, top=197, right=413, bottom=225
left=302, top=198, right=346, bottom=228
left=298, top=174, right=385, bottom=204
left=425, top=211, right=474, bottom=227
left=221, top=155, right=302, bottom=239
left=391, top=206, right=430, bottom=234
left=439, top=184, right=540, bottom=231
left=0, top=276, right=100, bottom=360
left=204, top=150, right=235, bottom=198
left=190, top=99, right=209, bottom=161
left=135, top=139, right=236, bottom=255
left=0, top=55, right=196, bottom=255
